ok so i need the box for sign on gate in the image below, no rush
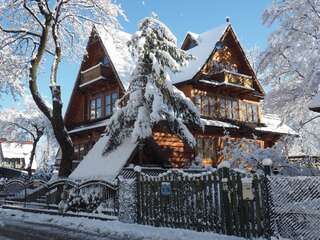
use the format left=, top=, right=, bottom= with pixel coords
left=160, top=182, right=171, bottom=196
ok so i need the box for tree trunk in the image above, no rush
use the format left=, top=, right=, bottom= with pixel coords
left=27, top=137, right=40, bottom=177
left=50, top=85, right=74, bottom=177
left=28, top=18, right=74, bottom=178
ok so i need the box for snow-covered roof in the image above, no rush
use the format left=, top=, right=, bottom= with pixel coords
left=0, top=141, right=36, bottom=169
left=186, top=31, right=199, bottom=41
left=256, top=114, right=298, bottom=136
left=309, top=94, right=320, bottom=112
left=95, top=26, right=136, bottom=91
left=170, top=24, right=229, bottom=84
left=70, top=135, right=137, bottom=183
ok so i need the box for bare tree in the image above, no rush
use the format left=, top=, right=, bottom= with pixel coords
left=0, top=96, right=55, bottom=176
left=0, top=0, right=125, bottom=176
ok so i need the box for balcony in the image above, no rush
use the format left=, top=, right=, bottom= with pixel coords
left=80, top=63, right=110, bottom=87
left=204, top=70, right=253, bottom=89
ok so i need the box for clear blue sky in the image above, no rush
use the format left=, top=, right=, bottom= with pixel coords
left=3, top=0, right=274, bottom=112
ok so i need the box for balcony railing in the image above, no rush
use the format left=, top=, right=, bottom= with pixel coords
left=205, top=70, right=253, bottom=89
left=80, top=63, right=109, bottom=87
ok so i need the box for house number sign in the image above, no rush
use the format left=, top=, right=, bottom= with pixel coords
left=161, top=182, right=172, bottom=196
left=241, top=178, right=254, bottom=200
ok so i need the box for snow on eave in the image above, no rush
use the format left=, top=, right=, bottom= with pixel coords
left=201, top=118, right=239, bottom=129
left=68, top=120, right=107, bottom=134
left=256, top=114, right=298, bottom=136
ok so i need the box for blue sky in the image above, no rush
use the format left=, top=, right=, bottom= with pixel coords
left=4, top=0, right=274, bottom=112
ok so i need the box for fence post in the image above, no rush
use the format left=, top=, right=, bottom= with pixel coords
left=262, top=158, right=273, bottom=239
left=134, top=166, right=142, bottom=224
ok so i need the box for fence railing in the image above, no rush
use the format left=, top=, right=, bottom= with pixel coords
left=1, top=178, right=119, bottom=217
left=136, top=167, right=270, bottom=238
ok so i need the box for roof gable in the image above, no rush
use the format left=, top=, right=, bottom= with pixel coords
left=170, top=23, right=229, bottom=84
left=170, top=24, right=265, bottom=95
left=94, top=26, right=135, bottom=91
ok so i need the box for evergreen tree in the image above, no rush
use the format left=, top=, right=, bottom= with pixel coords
left=104, top=15, right=202, bottom=153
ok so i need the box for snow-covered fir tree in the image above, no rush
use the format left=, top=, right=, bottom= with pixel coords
left=104, top=15, right=202, bottom=153
left=259, top=0, right=320, bottom=155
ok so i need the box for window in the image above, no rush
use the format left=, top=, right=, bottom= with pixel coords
left=232, top=99, right=239, bottom=120
left=105, top=91, right=119, bottom=116
left=202, top=96, right=210, bottom=116
left=101, top=56, right=109, bottom=65
left=111, top=92, right=118, bottom=112
left=219, top=97, right=226, bottom=118
left=89, top=96, right=102, bottom=120
left=196, top=137, right=218, bottom=167
left=252, top=105, right=258, bottom=122
left=90, top=99, right=96, bottom=120
left=194, top=96, right=201, bottom=112
left=209, top=97, right=217, bottom=118
left=105, top=95, right=111, bottom=116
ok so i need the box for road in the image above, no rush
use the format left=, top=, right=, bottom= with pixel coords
left=0, top=218, right=119, bottom=240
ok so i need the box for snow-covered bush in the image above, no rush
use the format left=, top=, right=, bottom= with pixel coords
left=58, top=187, right=117, bottom=215
left=223, top=137, right=288, bottom=171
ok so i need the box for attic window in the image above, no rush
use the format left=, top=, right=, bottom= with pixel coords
left=101, top=56, right=109, bottom=65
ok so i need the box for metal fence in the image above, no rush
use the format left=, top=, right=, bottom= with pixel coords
left=136, top=167, right=270, bottom=238
left=1, top=178, right=119, bottom=216
left=269, top=176, right=320, bottom=240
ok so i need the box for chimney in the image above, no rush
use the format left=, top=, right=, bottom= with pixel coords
left=226, top=16, right=230, bottom=23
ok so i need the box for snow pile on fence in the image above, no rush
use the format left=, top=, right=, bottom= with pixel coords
left=70, top=135, right=137, bottom=183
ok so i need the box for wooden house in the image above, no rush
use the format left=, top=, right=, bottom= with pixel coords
left=64, top=23, right=296, bottom=176
left=0, top=139, right=35, bottom=170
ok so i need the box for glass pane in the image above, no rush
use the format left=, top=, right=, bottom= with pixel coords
left=111, top=92, right=118, bottom=112
left=209, top=97, right=217, bottom=118
left=226, top=98, right=233, bottom=119
left=96, top=97, right=102, bottom=118
left=102, top=56, right=109, bottom=65
left=220, top=97, right=226, bottom=118
left=90, top=99, right=96, bottom=119
left=194, top=96, right=201, bottom=112
left=232, top=100, right=239, bottom=120
left=202, top=96, right=209, bottom=116
left=105, top=95, right=111, bottom=116
left=252, top=105, right=258, bottom=122
left=196, top=137, right=203, bottom=159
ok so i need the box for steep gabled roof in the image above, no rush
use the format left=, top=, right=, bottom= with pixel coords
left=170, top=24, right=265, bottom=95
left=94, top=26, right=135, bottom=91
left=170, top=23, right=229, bottom=84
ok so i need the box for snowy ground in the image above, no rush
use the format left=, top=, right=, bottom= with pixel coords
left=0, top=208, right=277, bottom=240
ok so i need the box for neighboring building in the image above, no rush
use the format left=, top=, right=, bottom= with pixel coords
left=0, top=139, right=36, bottom=170
left=64, top=23, right=297, bottom=175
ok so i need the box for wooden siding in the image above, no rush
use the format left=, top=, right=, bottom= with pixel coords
left=153, top=132, right=194, bottom=168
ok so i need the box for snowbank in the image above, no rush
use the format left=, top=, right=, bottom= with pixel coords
left=0, top=209, right=280, bottom=240
left=70, top=135, right=137, bottom=183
